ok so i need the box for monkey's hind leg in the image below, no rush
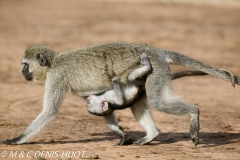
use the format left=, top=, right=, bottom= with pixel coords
left=103, top=112, right=133, bottom=145
left=130, top=95, right=160, bottom=145
left=146, top=71, right=200, bottom=146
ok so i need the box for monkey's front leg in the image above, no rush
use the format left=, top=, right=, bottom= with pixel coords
left=3, top=79, right=65, bottom=145
left=103, top=112, right=133, bottom=145
left=3, top=110, right=58, bottom=144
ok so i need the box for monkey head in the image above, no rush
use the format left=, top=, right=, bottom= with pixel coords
left=87, top=95, right=113, bottom=116
left=21, top=44, right=55, bottom=81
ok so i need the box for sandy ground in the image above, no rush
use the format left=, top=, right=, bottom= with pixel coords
left=0, top=0, right=240, bottom=159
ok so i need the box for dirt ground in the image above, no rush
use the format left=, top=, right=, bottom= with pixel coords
left=0, top=0, right=240, bottom=159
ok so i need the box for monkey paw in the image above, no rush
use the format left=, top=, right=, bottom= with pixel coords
left=140, top=52, right=148, bottom=65
left=2, top=135, right=25, bottom=145
left=112, top=76, right=119, bottom=84
left=2, top=139, right=20, bottom=145
left=133, top=137, right=151, bottom=145
left=192, top=137, right=199, bottom=146
left=190, top=131, right=199, bottom=146
left=140, top=52, right=147, bottom=58
left=2, top=139, right=14, bottom=145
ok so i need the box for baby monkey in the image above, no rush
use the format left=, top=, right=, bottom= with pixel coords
left=87, top=52, right=151, bottom=116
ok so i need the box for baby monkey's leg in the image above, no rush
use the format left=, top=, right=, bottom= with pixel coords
left=140, top=52, right=152, bottom=70
left=128, top=52, right=152, bottom=81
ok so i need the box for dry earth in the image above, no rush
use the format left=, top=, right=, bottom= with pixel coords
left=0, top=0, right=240, bottom=159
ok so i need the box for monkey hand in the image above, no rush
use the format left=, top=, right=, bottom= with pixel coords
left=112, top=76, right=119, bottom=84
left=140, top=52, right=149, bottom=65
left=2, top=136, right=25, bottom=145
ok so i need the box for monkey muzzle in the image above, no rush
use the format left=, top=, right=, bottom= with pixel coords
left=22, top=64, right=33, bottom=81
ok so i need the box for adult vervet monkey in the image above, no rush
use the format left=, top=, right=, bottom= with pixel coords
left=2, top=42, right=239, bottom=146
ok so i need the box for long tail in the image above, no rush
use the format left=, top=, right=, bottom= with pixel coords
left=165, top=51, right=240, bottom=86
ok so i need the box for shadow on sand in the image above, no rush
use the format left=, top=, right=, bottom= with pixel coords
left=27, top=131, right=240, bottom=147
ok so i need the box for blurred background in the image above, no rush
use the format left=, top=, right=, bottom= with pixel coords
left=0, top=1, right=240, bottom=159
left=0, top=0, right=240, bottom=82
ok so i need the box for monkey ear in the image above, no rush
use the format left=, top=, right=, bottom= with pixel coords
left=36, top=53, right=48, bottom=66
left=102, top=101, right=109, bottom=111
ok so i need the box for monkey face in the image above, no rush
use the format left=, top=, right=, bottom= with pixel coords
left=21, top=59, right=48, bottom=82
left=21, top=44, right=55, bottom=82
